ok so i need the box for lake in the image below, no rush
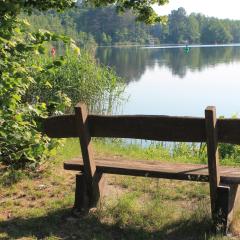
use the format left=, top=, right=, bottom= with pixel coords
left=96, top=45, right=240, bottom=118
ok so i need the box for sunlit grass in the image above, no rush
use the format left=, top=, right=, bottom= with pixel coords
left=0, top=139, right=239, bottom=239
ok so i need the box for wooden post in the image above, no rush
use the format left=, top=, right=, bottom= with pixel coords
left=205, top=106, right=240, bottom=234
left=205, top=106, right=220, bottom=217
left=74, top=103, right=104, bottom=209
left=205, top=106, right=227, bottom=233
left=215, top=184, right=240, bottom=234
left=215, top=185, right=230, bottom=234
left=73, top=173, right=89, bottom=212
left=73, top=173, right=106, bottom=212
left=227, top=184, right=240, bottom=225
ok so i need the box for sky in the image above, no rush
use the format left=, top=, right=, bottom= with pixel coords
left=154, top=0, right=240, bottom=20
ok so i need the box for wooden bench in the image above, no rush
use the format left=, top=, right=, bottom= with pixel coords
left=43, top=103, right=240, bottom=234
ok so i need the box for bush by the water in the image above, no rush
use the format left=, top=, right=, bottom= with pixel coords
left=26, top=49, right=125, bottom=115
left=0, top=25, right=68, bottom=170
left=0, top=15, right=124, bottom=170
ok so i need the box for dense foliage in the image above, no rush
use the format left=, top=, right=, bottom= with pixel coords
left=1, top=0, right=168, bottom=169
left=0, top=20, right=76, bottom=168
left=28, top=7, right=240, bottom=45
left=24, top=11, right=97, bottom=50
left=0, top=2, right=76, bottom=169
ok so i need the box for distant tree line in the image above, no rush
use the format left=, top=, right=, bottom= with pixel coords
left=152, top=7, right=240, bottom=44
left=26, top=7, right=240, bottom=46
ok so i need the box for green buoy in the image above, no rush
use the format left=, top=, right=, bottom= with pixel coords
left=184, top=45, right=190, bottom=53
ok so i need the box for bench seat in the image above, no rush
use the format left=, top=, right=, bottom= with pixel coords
left=64, top=158, right=240, bottom=184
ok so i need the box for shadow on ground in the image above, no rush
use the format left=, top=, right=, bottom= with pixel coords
left=0, top=207, right=217, bottom=240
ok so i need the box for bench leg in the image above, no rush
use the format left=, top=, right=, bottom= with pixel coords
left=73, top=173, right=89, bottom=212
left=213, top=184, right=240, bottom=234
left=90, top=173, right=106, bottom=208
left=73, top=172, right=105, bottom=212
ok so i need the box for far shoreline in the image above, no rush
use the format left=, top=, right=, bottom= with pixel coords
left=98, top=43, right=240, bottom=49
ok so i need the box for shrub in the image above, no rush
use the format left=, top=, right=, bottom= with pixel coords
left=0, top=18, right=75, bottom=169
left=0, top=27, right=124, bottom=170
left=26, top=49, right=125, bottom=115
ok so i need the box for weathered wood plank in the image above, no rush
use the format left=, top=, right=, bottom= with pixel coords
left=43, top=114, right=206, bottom=141
left=88, top=115, right=206, bottom=142
left=43, top=114, right=78, bottom=138
left=205, top=106, right=220, bottom=220
left=64, top=158, right=240, bottom=184
left=218, top=119, right=240, bottom=144
left=43, top=114, right=240, bottom=144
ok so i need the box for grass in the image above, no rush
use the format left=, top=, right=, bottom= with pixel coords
left=0, top=139, right=240, bottom=239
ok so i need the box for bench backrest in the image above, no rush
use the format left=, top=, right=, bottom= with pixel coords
left=43, top=103, right=240, bottom=214
left=43, top=105, right=240, bottom=144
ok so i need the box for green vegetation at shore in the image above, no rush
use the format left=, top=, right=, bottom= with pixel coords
left=0, top=1, right=125, bottom=172
left=0, top=25, right=124, bottom=170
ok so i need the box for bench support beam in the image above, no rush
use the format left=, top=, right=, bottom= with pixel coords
left=74, top=173, right=89, bottom=211
left=74, top=103, right=105, bottom=211
left=73, top=172, right=105, bottom=212
left=205, top=106, right=223, bottom=232
left=215, top=184, right=240, bottom=234
left=205, top=106, right=220, bottom=215
left=205, top=106, right=240, bottom=234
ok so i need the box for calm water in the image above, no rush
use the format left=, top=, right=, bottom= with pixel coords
left=96, top=45, right=240, bottom=118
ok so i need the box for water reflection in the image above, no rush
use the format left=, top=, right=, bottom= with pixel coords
left=96, top=45, right=240, bottom=117
left=96, top=46, right=240, bottom=81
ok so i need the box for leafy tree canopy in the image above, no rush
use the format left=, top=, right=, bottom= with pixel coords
left=0, top=0, right=169, bottom=25
left=87, top=0, right=169, bottom=24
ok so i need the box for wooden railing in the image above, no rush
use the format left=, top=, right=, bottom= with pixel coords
left=44, top=112, right=240, bottom=144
